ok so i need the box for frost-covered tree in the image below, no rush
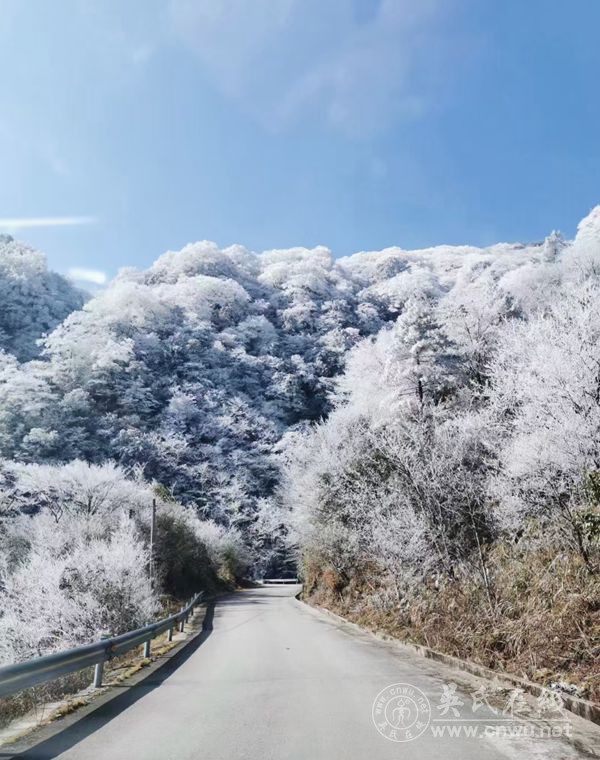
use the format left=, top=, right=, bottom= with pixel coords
left=278, top=208, right=600, bottom=599
left=385, top=294, right=462, bottom=406
left=488, top=280, right=600, bottom=565
left=0, top=235, right=85, bottom=361
left=1, top=207, right=599, bottom=591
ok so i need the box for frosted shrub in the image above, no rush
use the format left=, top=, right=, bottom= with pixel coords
left=4, top=459, right=154, bottom=520
left=0, top=461, right=252, bottom=665
left=0, top=513, right=156, bottom=664
left=192, top=519, right=251, bottom=582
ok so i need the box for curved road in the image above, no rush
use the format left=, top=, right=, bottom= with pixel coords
left=12, top=586, right=591, bottom=759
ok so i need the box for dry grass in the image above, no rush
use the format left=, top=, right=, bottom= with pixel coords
left=305, top=544, right=600, bottom=702
left=0, top=670, right=95, bottom=730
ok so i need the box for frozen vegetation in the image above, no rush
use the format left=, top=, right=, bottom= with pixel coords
left=0, top=210, right=598, bottom=696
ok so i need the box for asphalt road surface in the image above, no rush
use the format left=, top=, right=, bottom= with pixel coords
left=11, top=586, right=593, bottom=760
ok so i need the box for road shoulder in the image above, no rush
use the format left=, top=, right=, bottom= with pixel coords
left=295, top=596, right=600, bottom=758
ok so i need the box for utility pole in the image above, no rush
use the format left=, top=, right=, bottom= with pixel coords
left=149, top=498, right=156, bottom=590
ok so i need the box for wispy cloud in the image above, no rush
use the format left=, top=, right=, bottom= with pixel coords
left=0, top=216, right=96, bottom=230
left=67, top=267, right=108, bottom=286
left=168, top=0, right=463, bottom=138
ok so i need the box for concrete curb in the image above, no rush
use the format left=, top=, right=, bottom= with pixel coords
left=299, top=598, right=600, bottom=727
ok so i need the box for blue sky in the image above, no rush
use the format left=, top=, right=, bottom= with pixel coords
left=1, top=0, right=599, bottom=284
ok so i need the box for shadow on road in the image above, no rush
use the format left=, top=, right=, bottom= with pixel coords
left=4, top=602, right=216, bottom=760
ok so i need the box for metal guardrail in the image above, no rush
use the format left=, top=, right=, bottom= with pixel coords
left=261, top=578, right=299, bottom=585
left=0, top=591, right=205, bottom=699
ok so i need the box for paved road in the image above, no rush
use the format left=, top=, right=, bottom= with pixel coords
left=12, top=587, right=591, bottom=759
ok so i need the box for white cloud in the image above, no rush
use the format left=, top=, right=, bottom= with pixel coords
left=0, top=216, right=96, bottom=230
left=67, top=267, right=108, bottom=285
left=168, top=0, right=461, bottom=137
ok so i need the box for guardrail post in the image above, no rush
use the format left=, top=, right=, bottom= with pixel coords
left=93, top=634, right=110, bottom=688
left=93, top=660, right=104, bottom=689
left=178, top=607, right=185, bottom=633
left=143, top=632, right=151, bottom=659
left=167, top=625, right=174, bottom=642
